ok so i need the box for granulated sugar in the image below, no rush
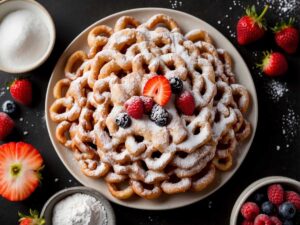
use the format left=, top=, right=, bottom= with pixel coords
left=265, top=80, right=289, bottom=102
left=282, top=107, right=299, bottom=143
left=265, top=0, right=299, bottom=17
left=169, top=0, right=183, bottom=9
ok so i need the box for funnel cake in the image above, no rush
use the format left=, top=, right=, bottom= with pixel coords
left=49, top=14, right=251, bottom=200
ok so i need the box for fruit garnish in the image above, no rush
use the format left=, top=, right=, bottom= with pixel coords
left=19, top=209, right=45, bottom=225
left=237, top=5, right=269, bottom=45
left=10, top=79, right=32, bottom=106
left=169, top=77, right=183, bottom=94
left=0, top=142, right=44, bottom=201
left=279, top=202, right=296, bottom=220
left=273, top=18, right=299, bottom=54
left=254, top=214, right=273, bottom=225
left=175, top=90, right=195, bottom=116
left=124, top=96, right=144, bottom=119
left=257, top=51, right=288, bottom=77
left=143, top=75, right=171, bottom=106
left=241, top=202, right=260, bottom=220
left=140, top=96, right=154, bottom=114
left=150, top=104, right=169, bottom=127
left=116, top=112, right=131, bottom=128
left=2, top=100, right=17, bottom=116
left=0, top=112, right=14, bottom=141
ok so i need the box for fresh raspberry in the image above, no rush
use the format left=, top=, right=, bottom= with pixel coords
left=241, top=202, right=260, bottom=220
left=175, top=90, right=195, bottom=115
left=270, top=216, right=282, bottom=225
left=140, top=96, right=154, bottom=114
left=242, top=220, right=254, bottom=225
left=124, top=96, right=144, bottom=119
left=285, top=191, right=300, bottom=210
left=254, top=214, right=273, bottom=225
left=0, top=112, right=14, bottom=141
left=268, top=184, right=284, bottom=205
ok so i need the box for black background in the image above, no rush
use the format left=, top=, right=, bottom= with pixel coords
left=0, top=0, right=300, bottom=224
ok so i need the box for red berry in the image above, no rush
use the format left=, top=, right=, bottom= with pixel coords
left=241, top=202, right=260, bottom=220
left=260, top=52, right=288, bottom=77
left=285, top=191, right=300, bottom=210
left=10, top=79, right=32, bottom=106
left=19, top=209, right=45, bottom=225
left=175, top=91, right=195, bottom=116
left=254, top=214, right=273, bottom=225
left=140, top=96, right=154, bottom=114
left=270, top=216, right=282, bottom=225
left=268, top=184, right=284, bottom=205
left=0, top=112, right=14, bottom=141
left=143, top=75, right=171, bottom=106
left=242, top=220, right=254, bottom=225
left=273, top=19, right=299, bottom=54
left=124, top=96, right=144, bottom=119
left=237, top=5, right=269, bottom=45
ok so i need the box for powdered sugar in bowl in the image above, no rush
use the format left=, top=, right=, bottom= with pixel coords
left=41, top=187, right=116, bottom=225
left=0, top=0, right=55, bottom=73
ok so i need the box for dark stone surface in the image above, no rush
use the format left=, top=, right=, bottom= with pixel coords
left=0, top=0, right=299, bottom=224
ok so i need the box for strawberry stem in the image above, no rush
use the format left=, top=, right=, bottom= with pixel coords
left=257, top=5, right=269, bottom=21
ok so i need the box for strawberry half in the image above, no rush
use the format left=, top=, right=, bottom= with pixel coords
left=0, top=142, right=44, bottom=201
left=237, top=5, right=269, bottom=45
left=19, top=209, right=45, bottom=225
left=258, top=51, right=288, bottom=77
left=10, top=79, right=32, bottom=106
left=143, top=75, right=171, bottom=106
left=273, top=18, right=299, bottom=54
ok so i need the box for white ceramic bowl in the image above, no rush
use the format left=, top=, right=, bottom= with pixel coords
left=0, top=0, right=55, bottom=73
left=41, top=186, right=116, bottom=225
left=230, top=176, right=300, bottom=225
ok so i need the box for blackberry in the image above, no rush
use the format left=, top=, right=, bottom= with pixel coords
left=2, top=100, right=17, bottom=116
left=169, top=77, right=183, bottom=94
left=279, top=202, right=296, bottom=220
left=150, top=104, right=169, bottom=126
left=261, top=201, right=275, bottom=215
left=116, top=113, right=131, bottom=128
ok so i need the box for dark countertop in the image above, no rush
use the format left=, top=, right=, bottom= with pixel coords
left=0, top=0, right=300, bottom=224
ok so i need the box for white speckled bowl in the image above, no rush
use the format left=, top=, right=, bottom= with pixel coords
left=41, top=186, right=116, bottom=225
left=0, top=0, right=55, bottom=73
left=230, top=176, right=300, bottom=225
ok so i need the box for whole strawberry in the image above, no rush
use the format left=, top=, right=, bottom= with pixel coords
left=258, top=52, right=288, bottom=77
left=237, top=5, right=269, bottom=45
left=10, top=79, right=32, bottom=106
left=273, top=18, right=299, bottom=54
left=0, top=112, right=14, bottom=141
left=19, top=209, right=45, bottom=225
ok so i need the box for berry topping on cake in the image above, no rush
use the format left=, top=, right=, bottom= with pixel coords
left=143, top=75, right=171, bottom=106
left=150, top=104, right=169, bottom=127
left=0, top=142, right=44, bottom=201
left=2, top=100, right=17, bottom=116
left=0, top=112, right=14, bottom=141
left=116, top=113, right=132, bottom=128
left=241, top=202, right=260, bottom=220
left=124, top=96, right=144, bottom=119
left=10, top=79, right=32, bottom=106
left=169, top=77, right=183, bottom=94
left=140, top=96, right=154, bottom=114
left=175, top=90, right=195, bottom=116
left=279, top=202, right=296, bottom=220
left=268, top=184, right=284, bottom=205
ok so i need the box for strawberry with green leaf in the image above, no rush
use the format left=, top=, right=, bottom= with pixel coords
left=19, top=209, right=45, bottom=225
left=237, top=5, right=269, bottom=45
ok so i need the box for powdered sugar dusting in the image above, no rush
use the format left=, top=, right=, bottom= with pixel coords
left=282, top=107, right=299, bottom=143
left=169, top=0, right=183, bottom=9
left=265, top=0, right=299, bottom=17
left=265, top=80, right=289, bottom=102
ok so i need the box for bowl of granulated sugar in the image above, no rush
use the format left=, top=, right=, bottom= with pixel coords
left=41, top=186, right=116, bottom=225
left=0, top=0, right=55, bottom=73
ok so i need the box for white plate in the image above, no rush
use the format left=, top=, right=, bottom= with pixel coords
left=45, top=8, right=258, bottom=210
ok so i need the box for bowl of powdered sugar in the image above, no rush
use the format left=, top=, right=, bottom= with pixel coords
left=0, top=0, right=55, bottom=73
left=41, top=186, right=116, bottom=225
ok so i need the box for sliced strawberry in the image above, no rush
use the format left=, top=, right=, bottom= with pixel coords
left=0, top=142, right=44, bottom=202
left=143, top=75, right=171, bottom=106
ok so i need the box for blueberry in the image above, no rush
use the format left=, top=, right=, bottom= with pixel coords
left=2, top=100, right=17, bottom=115
left=150, top=104, right=169, bottom=126
left=279, top=202, right=296, bottom=220
left=261, top=201, right=275, bottom=215
left=169, top=77, right=183, bottom=94
left=283, top=220, right=294, bottom=225
left=116, top=113, right=131, bottom=128
left=253, top=192, right=266, bottom=204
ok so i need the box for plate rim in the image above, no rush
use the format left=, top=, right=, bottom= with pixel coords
left=45, top=7, right=258, bottom=210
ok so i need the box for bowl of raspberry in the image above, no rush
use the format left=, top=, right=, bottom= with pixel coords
left=230, top=176, right=300, bottom=225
